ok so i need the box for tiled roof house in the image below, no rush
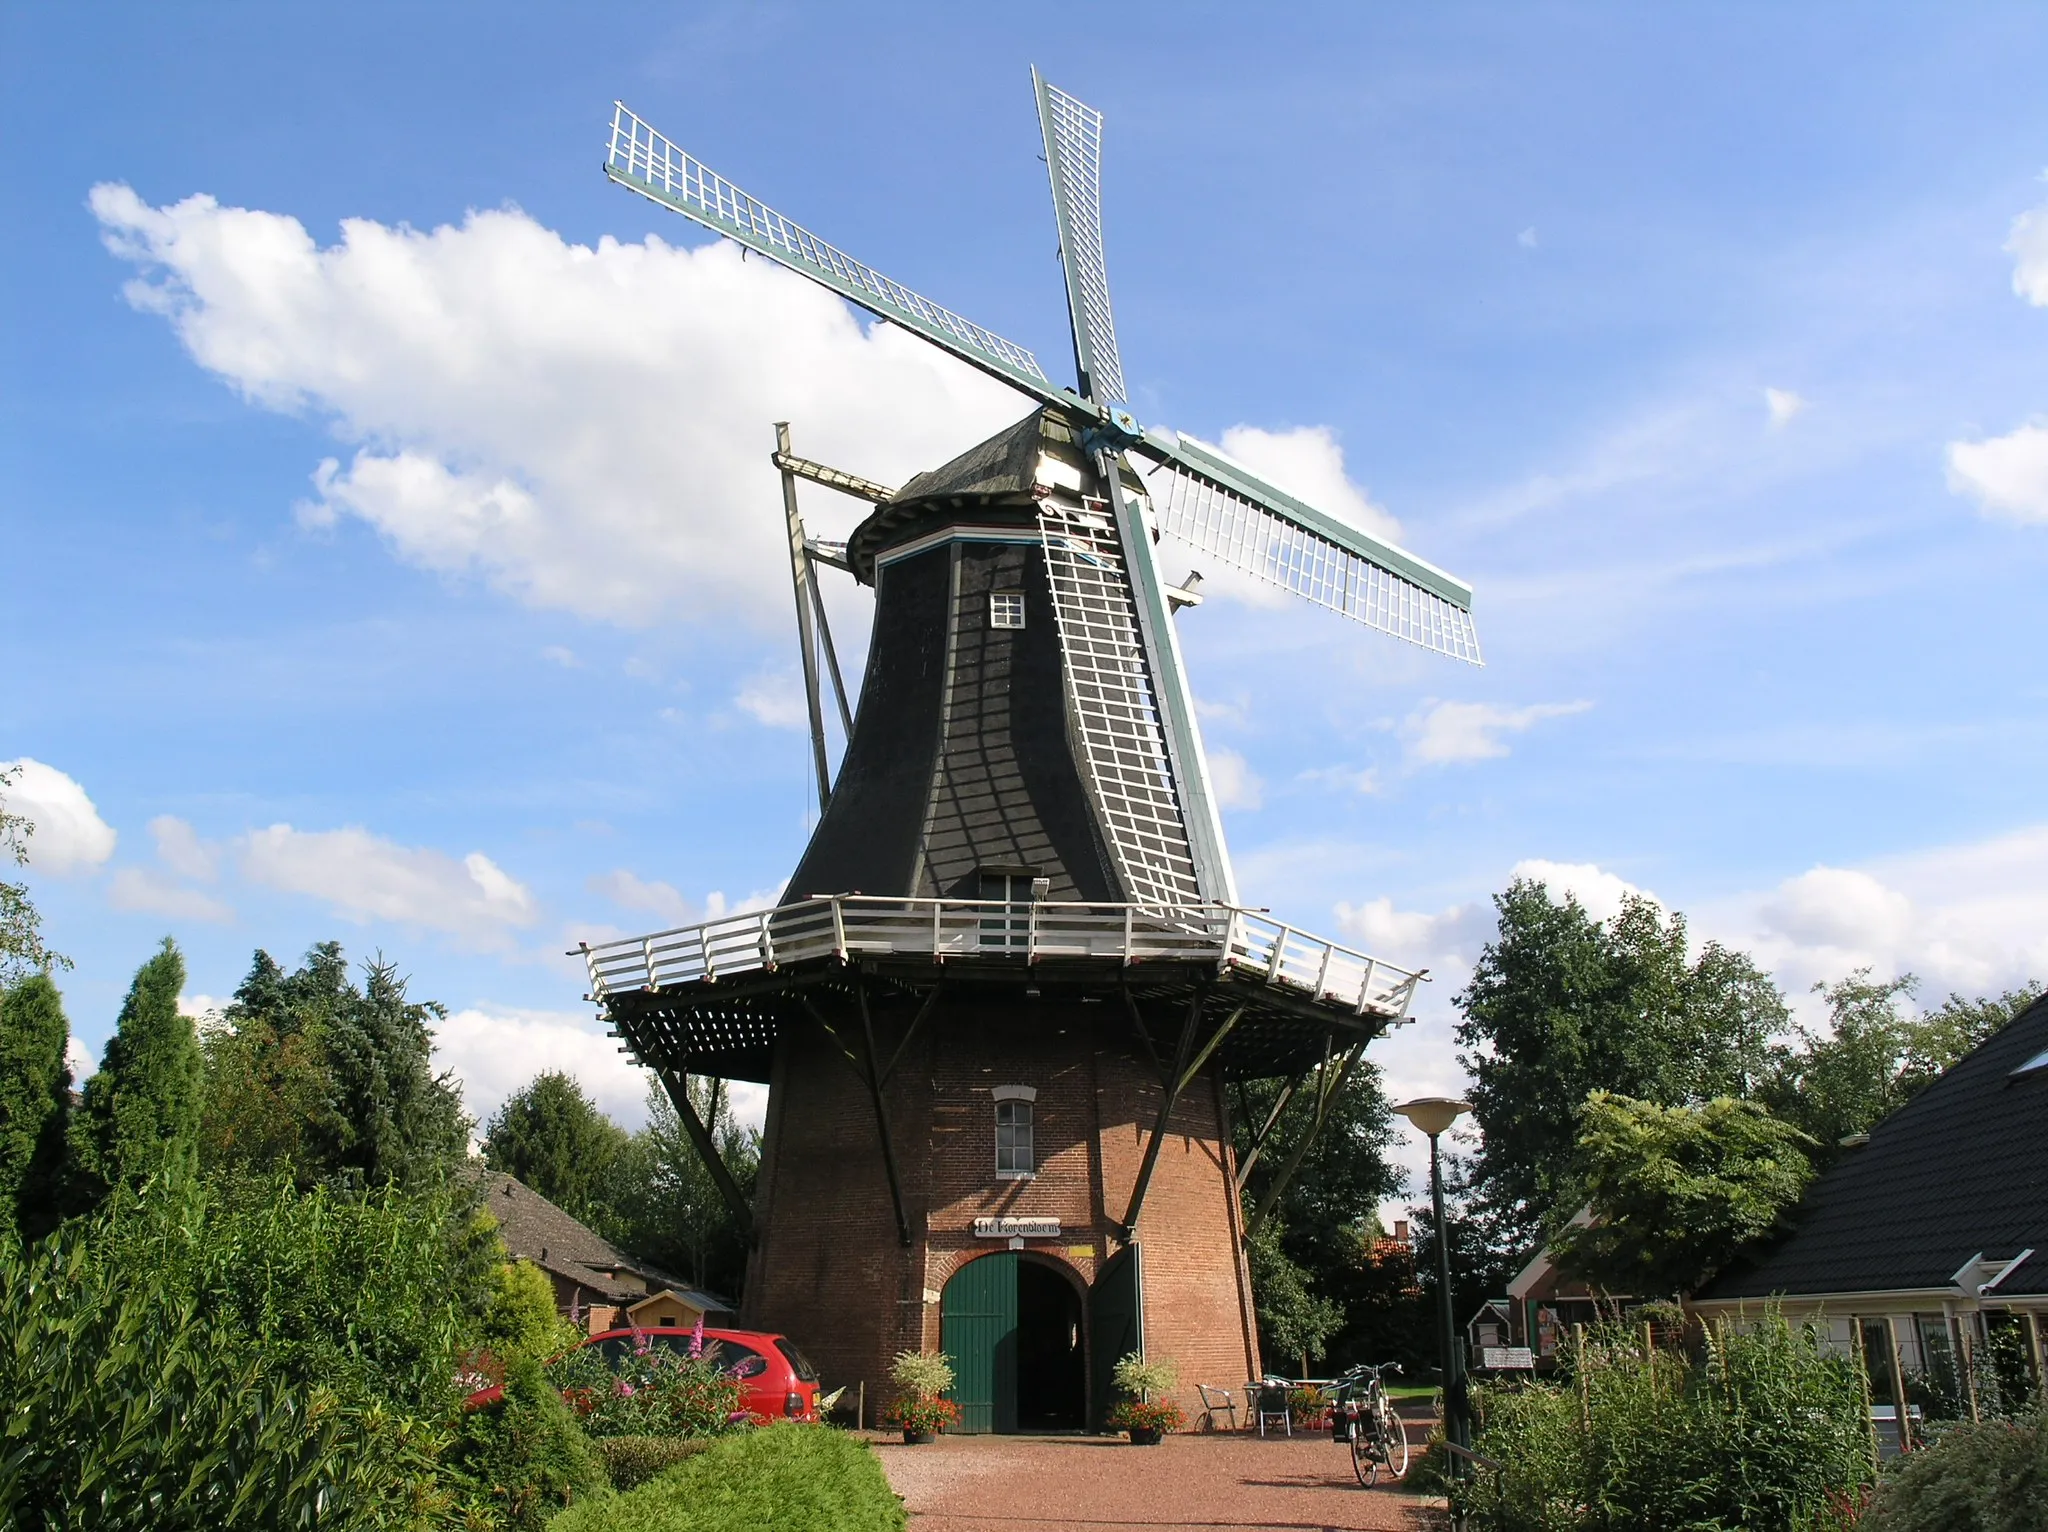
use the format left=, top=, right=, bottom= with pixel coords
left=476, top=1169, right=733, bottom=1335
left=1694, top=993, right=2048, bottom=1416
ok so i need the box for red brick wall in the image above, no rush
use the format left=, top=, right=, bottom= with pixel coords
left=741, top=989, right=1259, bottom=1425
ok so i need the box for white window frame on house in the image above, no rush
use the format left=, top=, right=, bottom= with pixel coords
left=989, top=591, right=1026, bottom=629
left=993, top=1084, right=1036, bottom=1178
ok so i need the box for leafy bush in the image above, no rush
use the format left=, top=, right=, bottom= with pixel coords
left=1111, top=1351, right=1179, bottom=1399
left=593, top=1435, right=710, bottom=1491
left=550, top=1422, right=906, bottom=1532
left=0, top=1200, right=454, bottom=1529
left=1863, top=1410, right=2048, bottom=1532
left=1454, top=1311, right=1874, bottom=1532
left=482, top=1256, right=581, bottom=1365
left=447, top=1353, right=607, bottom=1528
left=888, top=1348, right=955, bottom=1399
left=549, top=1335, right=746, bottom=1437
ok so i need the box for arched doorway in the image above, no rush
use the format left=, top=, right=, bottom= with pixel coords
left=940, top=1253, right=1087, bottom=1433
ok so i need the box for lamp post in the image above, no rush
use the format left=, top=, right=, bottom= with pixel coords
left=1394, top=1096, right=1472, bottom=1472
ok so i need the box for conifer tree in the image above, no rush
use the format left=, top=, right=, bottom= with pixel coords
left=70, top=938, right=202, bottom=1208
left=0, top=972, right=73, bottom=1237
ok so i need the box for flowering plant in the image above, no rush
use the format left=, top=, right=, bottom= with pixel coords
left=547, top=1328, right=746, bottom=1438
left=886, top=1395, right=963, bottom=1435
left=1107, top=1397, right=1186, bottom=1434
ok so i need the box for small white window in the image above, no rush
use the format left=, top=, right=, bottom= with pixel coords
left=994, top=1084, right=1036, bottom=1177
left=989, top=591, right=1026, bottom=629
left=2014, top=1047, right=2048, bottom=1076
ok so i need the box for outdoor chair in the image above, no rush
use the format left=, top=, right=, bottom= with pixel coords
left=1252, top=1378, right=1292, bottom=1437
left=1194, top=1383, right=1239, bottom=1433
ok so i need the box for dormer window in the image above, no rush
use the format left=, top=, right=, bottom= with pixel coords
left=990, top=591, right=1026, bottom=629
left=994, top=1084, right=1036, bottom=1178
left=2014, top=1047, right=2048, bottom=1077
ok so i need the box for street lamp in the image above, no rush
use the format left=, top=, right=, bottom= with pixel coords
left=1393, top=1096, right=1472, bottom=1471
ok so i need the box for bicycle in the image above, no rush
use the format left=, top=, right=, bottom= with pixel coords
left=1329, top=1362, right=1408, bottom=1486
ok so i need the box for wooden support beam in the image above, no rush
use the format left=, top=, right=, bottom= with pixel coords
left=1234, top=1070, right=1304, bottom=1194
left=1119, top=998, right=1243, bottom=1238
left=802, top=986, right=914, bottom=1248
left=806, top=570, right=856, bottom=738
left=654, top=1065, right=754, bottom=1241
left=1246, top=1039, right=1366, bottom=1238
left=879, top=983, right=944, bottom=1085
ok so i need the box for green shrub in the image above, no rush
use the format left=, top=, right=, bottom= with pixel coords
left=1454, top=1311, right=1874, bottom=1532
left=447, top=1353, right=607, bottom=1528
left=550, top=1422, right=906, bottom=1532
left=482, top=1256, right=580, bottom=1366
left=593, top=1435, right=710, bottom=1491
left=0, top=1213, right=453, bottom=1529
left=1863, top=1410, right=2048, bottom=1532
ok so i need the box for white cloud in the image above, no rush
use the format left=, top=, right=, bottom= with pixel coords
left=107, top=867, right=235, bottom=924
left=1213, top=424, right=1403, bottom=543
left=91, top=184, right=1024, bottom=630
left=1207, top=747, right=1263, bottom=811
left=1518, top=226, right=1539, bottom=249
left=588, top=869, right=693, bottom=926
left=1947, top=421, right=2048, bottom=524
left=1299, top=764, right=1381, bottom=796
left=2008, top=189, right=2048, bottom=306
left=541, top=645, right=580, bottom=668
left=65, top=1035, right=94, bottom=1081
left=178, top=992, right=228, bottom=1022
left=1506, top=858, right=1649, bottom=924
left=1401, top=698, right=1592, bottom=766
left=149, top=815, right=218, bottom=881
left=239, top=824, right=537, bottom=946
left=1764, top=387, right=1807, bottom=428
left=1720, top=824, right=2048, bottom=1005
left=734, top=671, right=808, bottom=729
left=0, top=759, right=117, bottom=875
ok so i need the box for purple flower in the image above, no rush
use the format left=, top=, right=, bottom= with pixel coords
left=616, top=1381, right=636, bottom=1397
left=690, top=1316, right=705, bottom=1359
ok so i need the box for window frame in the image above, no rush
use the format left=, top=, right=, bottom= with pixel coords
left=993, top=1084, right=1037, bottom=1179
left=989, top=591, right=1026, bottom=630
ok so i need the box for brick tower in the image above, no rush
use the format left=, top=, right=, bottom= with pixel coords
left=587, top=77, right=1481, bottom=1431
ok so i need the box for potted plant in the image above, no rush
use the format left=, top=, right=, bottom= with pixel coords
left=886, top=1349, right=959, bottom=1444
left=1108, top=1351, right=1186, bottom=1445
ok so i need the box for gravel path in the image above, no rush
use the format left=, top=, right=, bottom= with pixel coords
left=873, top=1429, right=1447, bottom=1531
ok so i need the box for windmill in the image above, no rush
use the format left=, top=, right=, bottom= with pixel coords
left=580, top=73, right=1481, bottom=1434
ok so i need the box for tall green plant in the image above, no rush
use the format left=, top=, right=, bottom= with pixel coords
left=1455, top=1312, right=1872, bottom=1532
left=0, top=972, right=73, bottom=1238
left=0, top=762, right=70, bottom=984
left=70, top=938, right=202, bottom=1209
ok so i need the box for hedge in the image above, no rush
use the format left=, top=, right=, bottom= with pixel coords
left=550, top=1424, right=905, bottom=1532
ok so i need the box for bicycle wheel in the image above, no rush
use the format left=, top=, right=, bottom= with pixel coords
left=1377, top=1399, right=1409, bottom=1479
left=1350, top=1416, right=1378, bottom=1486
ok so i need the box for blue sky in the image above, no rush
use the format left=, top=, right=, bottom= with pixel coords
left=6, top=4, right=2048, bottom=1178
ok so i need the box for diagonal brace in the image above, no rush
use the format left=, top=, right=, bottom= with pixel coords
left=654, top=1065, right=754, bottom=1241
left=1234, top=1070, right=1304, bottom=1194
left=1245, top=1039, right=1366, bottom=1239
left=1120, top=999, right=1245, bottom=1237
left=802, top=987, right=913, bottom=1247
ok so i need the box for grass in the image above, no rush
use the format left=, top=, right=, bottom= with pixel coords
left=550, top=1423, right=905, bottom=1532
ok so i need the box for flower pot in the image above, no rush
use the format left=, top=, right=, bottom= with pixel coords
left=902, top=1429, right=935, bottom=1445
left=1128, top=1426, right=1164, bottom=1446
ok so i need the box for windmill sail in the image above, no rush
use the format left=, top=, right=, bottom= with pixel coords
left=1135, top=431, right=1483, bottom=665
left=605, top=103, right=1062, bottom=405
left=1033, top=71, right=1127, bottom=407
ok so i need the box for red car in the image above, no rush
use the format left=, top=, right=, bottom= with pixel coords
left=466, top=1326, right=822, bottom=1424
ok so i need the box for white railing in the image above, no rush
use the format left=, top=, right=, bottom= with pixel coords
left=578, top=896, right=1425, bottom=1019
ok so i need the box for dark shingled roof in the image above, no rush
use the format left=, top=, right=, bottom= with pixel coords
left=1699, top=994, right=2048, bottom=1301
left=473, top=1169, right=729, bottom=1312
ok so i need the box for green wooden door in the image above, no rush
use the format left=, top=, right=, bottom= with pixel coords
left=942, top=1253, right=1019, bottom=1434
left=1087, top=1243, right=1143, bottom=1431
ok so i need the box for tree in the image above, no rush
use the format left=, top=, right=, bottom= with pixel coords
left=1455, top=880, right=1788, bottom=1255
left=0, top=764, right=69, bottom=984
left=1759, top=971, right=1918, bottom=1168
left=0, top=973, right=73, bottom=1238
left=205, top=943, right=468, bottom=1188
left=483, top=1072, right=632, bottom=1233
left=1548, top=1092, right=1814, bottom=1297
left=70, top=938, right=202, bottom=1208
left=1244, top=1220, right=1344, bottom=1375
left=613, top=1074, right=759, bottom=1297
left=1904, top=981, right=2045, bottom=1088
left=481, top=1257, right=579, bottom=1366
